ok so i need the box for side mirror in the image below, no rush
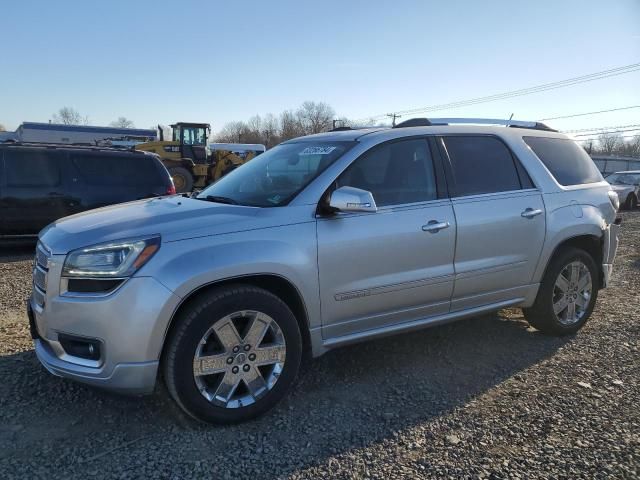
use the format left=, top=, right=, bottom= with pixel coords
left=329, top=186, right=377, bottom=213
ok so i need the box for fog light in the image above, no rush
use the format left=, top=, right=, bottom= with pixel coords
left=58, top=334, right=101, bottom=361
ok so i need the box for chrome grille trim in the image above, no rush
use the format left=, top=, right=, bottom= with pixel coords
left=33, top=266, right=47, bottom=292
left=36, top=243, right=50, bottom=271
left=33, top=286, right=46, bottom=307
left=33, top=242, right=52, bottom=308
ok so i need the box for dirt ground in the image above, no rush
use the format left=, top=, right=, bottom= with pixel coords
left=0, top=213, right=638, bottom=479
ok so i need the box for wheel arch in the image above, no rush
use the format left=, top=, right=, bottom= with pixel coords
left=540, top=234, right=604, bottom=288
left=160, top=274, right=312, bottom=363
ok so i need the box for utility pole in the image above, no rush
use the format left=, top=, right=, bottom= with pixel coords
left=387, top=113, right=401, bottom=127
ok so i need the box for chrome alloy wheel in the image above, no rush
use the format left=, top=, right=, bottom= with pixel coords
left=193, top=310, right=286, bottom=408
left=552, top=261, right=593, bottom=325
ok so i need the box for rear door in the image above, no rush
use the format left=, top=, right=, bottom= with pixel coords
left=2, top=147, right=74, bottom=235
left=317, top=137, right=456, bottom=339
left=439, top=135, right=546, bottom=311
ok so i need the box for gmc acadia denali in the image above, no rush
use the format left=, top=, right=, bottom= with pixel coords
left=28, top=118, right=621, bottom=424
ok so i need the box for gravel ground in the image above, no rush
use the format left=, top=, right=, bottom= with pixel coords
left=0, top=213, right=638, bottom=479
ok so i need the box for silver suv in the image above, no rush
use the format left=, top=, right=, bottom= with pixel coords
left=29, top=118, right=621, bottom=424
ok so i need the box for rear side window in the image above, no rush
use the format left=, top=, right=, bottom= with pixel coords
left=4, top=149, right=61, bottom=187
left=523, top=137, right=603, bottom=186
left=443, top=136, right=522, bottom=196
left=71, top=153, right=164, bottom=186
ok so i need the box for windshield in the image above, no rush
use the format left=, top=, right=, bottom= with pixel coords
left=606, top=172, right=640, bottom=185
left=197, top=141, right=355, bottom=207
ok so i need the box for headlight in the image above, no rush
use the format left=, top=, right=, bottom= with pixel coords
left=62, top=236, right=160, bottom=278
left=608, top=190, right=620, bottom=211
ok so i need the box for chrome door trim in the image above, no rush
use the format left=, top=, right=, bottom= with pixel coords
left=334, top=273, right=455, bottom=301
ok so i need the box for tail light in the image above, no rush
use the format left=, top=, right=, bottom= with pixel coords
left=166, top=183, right=176, bottom=195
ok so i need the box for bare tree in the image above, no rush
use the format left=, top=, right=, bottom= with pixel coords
left=110, top=117, right=135, bottom=128
left=597, top=133, right=623, bottom=155
left=279, top=109, right=303, bottom=141
left=262, top=113, right=280, bottom=148
left=296, top=101, right=335, bottom=135
left=215, top=121, right=249, bottom=143
left=52, top=107, right=89, bottom=125
left=213, top=101, right=355, bottom=147
left=622, top=136, right=640, bottom=157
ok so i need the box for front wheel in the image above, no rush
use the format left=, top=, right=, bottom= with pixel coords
left=523, top=247, right=599, bottom=335
left=163, top=285, right=302, bottom=424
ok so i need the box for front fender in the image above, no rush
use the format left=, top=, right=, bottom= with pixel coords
left=140, top=222, right=321, bottom=335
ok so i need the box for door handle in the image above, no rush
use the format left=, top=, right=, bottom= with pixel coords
left=422, top=220, right=450, bottom=233
left=521, top=208, right=543, bottom=219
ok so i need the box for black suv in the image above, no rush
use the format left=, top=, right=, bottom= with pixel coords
left=0, top=143, right=175, bottom=236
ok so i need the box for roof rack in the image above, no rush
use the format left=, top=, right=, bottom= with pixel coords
left=0, top=141, right=147, bottom=153
left=393, top=117, right=557, bottom=132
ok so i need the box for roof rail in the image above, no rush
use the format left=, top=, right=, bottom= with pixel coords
left=392, top=117, right=557, bottom=132
left=0, top=141, right=144, bottom=153
left=428, top=118, right=557, bottom=132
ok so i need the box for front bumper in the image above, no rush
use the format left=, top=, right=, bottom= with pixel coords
left=29, top=272, right=181, bottom=395
left=601, top=216, right=622, bottom=288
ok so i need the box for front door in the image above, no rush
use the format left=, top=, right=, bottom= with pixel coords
left=317, top=137, right=456, bottom=339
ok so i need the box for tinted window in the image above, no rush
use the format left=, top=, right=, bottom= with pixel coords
left=523, top=137, right=603, bottom=186
left=337, top=139, right=437, bottom=207
left=5, top=149, right=61, bottom=187
left=443, top=136, right=521, bottom=196
left=71, top=153, right=163, bottom=186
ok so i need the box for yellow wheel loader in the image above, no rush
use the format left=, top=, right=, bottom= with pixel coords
left=135, top=123, right=265, bottom=193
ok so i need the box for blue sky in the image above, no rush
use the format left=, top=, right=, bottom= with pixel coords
left=1, top=0, right=639, bottom=136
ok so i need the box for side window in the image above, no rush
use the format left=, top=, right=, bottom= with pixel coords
left=523, top=136, right=603, bottom=186
left=71, top=153, right=160, bottom=186
left=337, top=139, right=437, bottom=207
left=5, top=149, right=61, bottom=187
left=443, top=136, right=522, bottom=196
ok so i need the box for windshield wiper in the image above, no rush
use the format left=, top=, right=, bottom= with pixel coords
left=199, top=195, right=239, bottom=205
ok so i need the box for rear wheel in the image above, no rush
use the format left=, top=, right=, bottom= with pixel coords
left=163, top=285, right=302, bottom=424
left=168, top=166, right=194, bottom=193
left=523, top=247, right=598, bottom=335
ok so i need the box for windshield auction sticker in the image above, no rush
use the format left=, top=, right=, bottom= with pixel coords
left=299, top=146, right=337, bottom=155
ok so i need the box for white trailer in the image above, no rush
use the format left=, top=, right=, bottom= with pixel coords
left=6, top=122, right=157, bottom=145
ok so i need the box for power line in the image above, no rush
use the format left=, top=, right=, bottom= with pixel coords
left=577, top=134, right=640, bottom=141
left=572, top=128, right=640, bottom=138
left=540, top=105, right=640, bottom=121
left=564, top=123, right=640, bottom=134
left=354, top=62, right=640, bottom=122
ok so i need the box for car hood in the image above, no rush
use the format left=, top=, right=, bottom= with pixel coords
left=39, top=196, right=271, bottom=254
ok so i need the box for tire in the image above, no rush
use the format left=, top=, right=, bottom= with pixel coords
left=163, top=285, right=302, bottom=424
left=624, top=194, right=638, bottom=210
left=168, top=166, right=194, bottom=193
left=523, top=247, right=599, bottom=335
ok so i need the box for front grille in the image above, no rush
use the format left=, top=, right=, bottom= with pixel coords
left=35, top=244, right=50, bottom=271
left=32, top=243, right=51, bottom=308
